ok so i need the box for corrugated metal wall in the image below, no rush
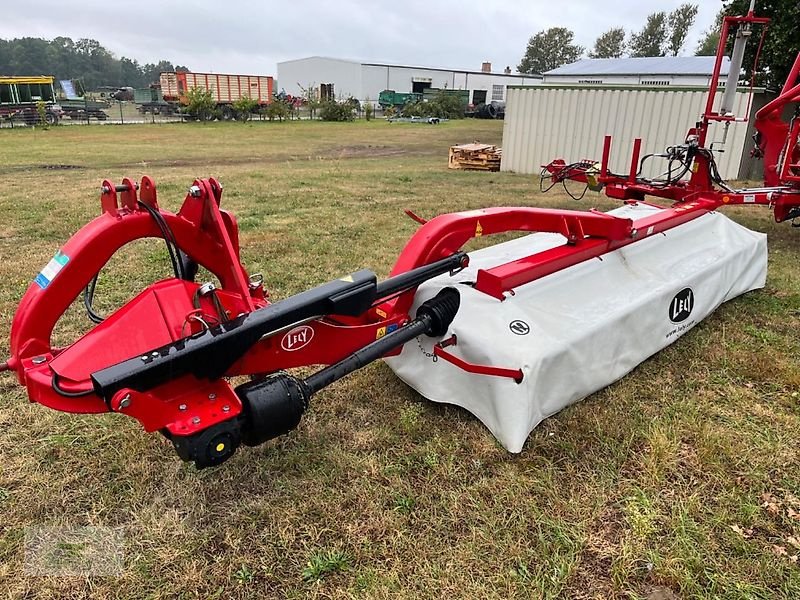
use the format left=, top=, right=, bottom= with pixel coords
left=501, top=86, right=753, bottom=180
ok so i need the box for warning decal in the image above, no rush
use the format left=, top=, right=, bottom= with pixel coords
left=35, top=250, right=69, bottom=289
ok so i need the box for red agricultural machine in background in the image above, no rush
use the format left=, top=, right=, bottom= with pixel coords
left=541, top=5, right=800, bottom=224
left=3, top=3, right=799, bottom=466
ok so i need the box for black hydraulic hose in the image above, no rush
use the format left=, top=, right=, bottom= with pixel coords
left=83, top=202, right=187, bottom=324
left=52, top=372, right=95, bottom=397
left=84, top=274, right=104, bottom=324
left=137, top=201, right=185, bottom=280
left=562, top=179, right=589, bottom=200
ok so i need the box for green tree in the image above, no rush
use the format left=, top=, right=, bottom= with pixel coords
left=717, top=0, right=800, bottom=89
left=185, top=87, right=216, bottom=121
left=10, top=37, right=51, bottom=74
left=695, top=31, right=720, bottom=56
left=518, top=27, right=584, bottom=74
left=319, top=99, right=355, bottom=121
left=73, top=38, right=116, bottom=88
left=232, top=95, right=258, bottom=121
left=298, top=83, right=322, bottom=119
left=399, top=90, right=465, bottom=119
left=0, top=36, right=186, bottom=89
left=119, top=57, right=142, bottom=86
left=265, top=98, right=291, bottom=121
left=0, top=39, right=8, bottom=71
left=428, top=89, right=464, bottom=118
left=142, top=60, right=175, bottom=85
left=35, top=100, right=48, bottom=128
left=695, top=9, right=723, bottom=55
left=590, top=28, right=626, bottom=58
left=48, top=37, right=74, bottom=77
left=667, top=4, right=699, bottom=55
left=629, top=12, right=668, bottom=57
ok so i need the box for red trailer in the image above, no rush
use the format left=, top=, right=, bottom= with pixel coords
left=160, top=71, right=274, bottom=120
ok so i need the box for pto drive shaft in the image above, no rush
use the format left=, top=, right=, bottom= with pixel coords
left=175, top=287, right=460, bottom=467
left=237, top=287, right=460, bottom=446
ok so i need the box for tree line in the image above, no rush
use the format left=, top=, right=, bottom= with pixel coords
left=0, top=37, right=188, bottom=90
left=707, top=0, right=800, bottom=90
left=518, top=4, right=700, bottom=75
left=517, top=0, right=799, bottom=89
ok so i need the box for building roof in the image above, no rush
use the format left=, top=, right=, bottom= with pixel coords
left=362, top=61, right=540, bottom=78
left=544, top=56, right=730, bottom=77
left=278, top=56, right=541, bottom=78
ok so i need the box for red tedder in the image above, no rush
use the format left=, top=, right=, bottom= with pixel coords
left=3, top=4, right=799, bottom=467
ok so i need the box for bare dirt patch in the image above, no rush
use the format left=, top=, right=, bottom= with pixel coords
left=127, top=145, right=406, bottom=170
left=320, top=144, right=406, bottom=159
left=38, top=163, right=85, bottom=170
left=0, top=163, right=86, bottom=175
left=566, top=507, right=624, bottom=599
left=643, top=585, right=681, bottom=600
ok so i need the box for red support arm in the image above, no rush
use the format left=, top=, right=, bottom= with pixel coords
left=387, top=206, right=634, bottom=313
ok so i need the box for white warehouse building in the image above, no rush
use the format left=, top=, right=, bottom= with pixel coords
left=542, top=56, right=731, bottom=88
left=277, top=57, right=541, bottom=105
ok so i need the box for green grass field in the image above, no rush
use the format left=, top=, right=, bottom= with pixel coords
left=0, top=120, right=798, bottom=599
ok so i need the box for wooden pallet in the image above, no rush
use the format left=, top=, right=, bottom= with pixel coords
left=448, top=143, right=502, bottom=171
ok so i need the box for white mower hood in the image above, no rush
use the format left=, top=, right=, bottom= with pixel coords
left=386, top=203, right=767, bottom=452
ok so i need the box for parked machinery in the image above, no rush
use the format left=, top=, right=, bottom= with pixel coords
left=0, top=76, right=62, bottom=125
left=57, top=79, right=110, bottom=121
left=159, top=71, right=274, bottom=120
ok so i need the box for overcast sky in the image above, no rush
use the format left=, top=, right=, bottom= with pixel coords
left=2, top=1, right=718, bottom=77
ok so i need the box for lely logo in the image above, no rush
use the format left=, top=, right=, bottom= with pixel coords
left=509, top=320, right=530, bottom=335
left=669, top=288, right=694, bottom=323
left=281, top=325, right=315, bottom=351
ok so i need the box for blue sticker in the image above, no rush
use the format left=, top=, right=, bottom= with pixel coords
left=35, top=250, right=69, bottom=289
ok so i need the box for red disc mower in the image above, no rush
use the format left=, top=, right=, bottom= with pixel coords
left=3, top=5, right=799, bottom=466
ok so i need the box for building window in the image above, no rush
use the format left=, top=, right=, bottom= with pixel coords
left=577, top=79, right=603, bottom=84
left=641, top=80, right=670, bottom=86
left=492, top=85, right=504, bottom=101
